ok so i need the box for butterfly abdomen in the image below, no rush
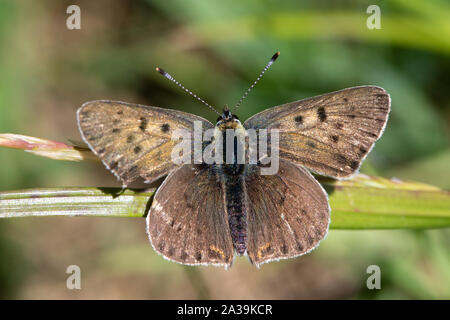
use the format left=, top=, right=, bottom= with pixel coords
left=222, top=174, right=247, bottom=255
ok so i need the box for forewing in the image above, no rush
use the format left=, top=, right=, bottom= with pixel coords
left=244, top=160, right=330, bottom=267
left=77, top=100, right=213, bottom=186
left=147, top=164, right=234, bottom=267
left=244, top=86, right=390, bottom=178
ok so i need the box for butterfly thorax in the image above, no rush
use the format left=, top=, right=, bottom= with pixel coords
left=214, top=107, right=246, bottom=174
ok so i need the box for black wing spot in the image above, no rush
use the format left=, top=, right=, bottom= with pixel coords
left=109, top=161, right=119, bottom=171
left=195, top=252, right=202, bottom=261
left=348, top=114, right=356, bottom=119
left=335, top=123, right=344, bottom=130
left=127, top=135, right=134, bottom=143
left=98, top=148, right=105, bottom=155
left=359, top=146, right=367, bottom=155
left=139, top=117, right=148, bottom=131
left=161, top=123, right=170, bottom=132
left=112, top=128, right=120, bottom=133
left=343, top=98, right=348, bottom=102
left=294, top=115, right=303, bottom=124
left=331, top=135, right=339, bottom=143
left=158, top=241, right=165, bottom=251
left=133, top=146, right=142, bottom=154
left=117, top=110, right=123, bottom=115
left=350, top=160, right=359, bottom=170
left=317, top=107, right=327, bottom=122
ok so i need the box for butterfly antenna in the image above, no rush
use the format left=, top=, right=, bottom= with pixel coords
left=155, top=67, right=221, bottom=116
left=233, top=51, right=280, bottom=110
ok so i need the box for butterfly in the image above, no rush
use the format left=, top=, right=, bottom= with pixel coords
left=77, top=52, right=390, bottom=268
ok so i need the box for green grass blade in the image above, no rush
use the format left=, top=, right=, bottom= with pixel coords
left=1, top=176, right=449, bottom=229
left=0, top=187, right=154, bottom=218
left=322, top=175, right=450, bottom=229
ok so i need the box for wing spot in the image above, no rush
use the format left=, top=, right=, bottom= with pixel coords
left=297, top=242, right=304, bottom=251
left=281, top=243, right=288, bottom=254
left=195, top=252, right=202, bottom=261
left=112, top=128, right=120, bottom=133
left=375, top=93, right=388, bottom=103
left=127, top=135, right=134, bottom=143
left=158, top=241, right=165, bottom=252
left=331, top=135, right=339, bottom=143
left=80, top=111, right=89, bottom=117
left=161, top=123, right=170, bottom=132
left=139, top=117, right=148, bottom=131
left=294, top=115, right=303, bottom=124
left=133, top=146, right=142, bottom=154
left=350, top=160, right=359, bottom=170
left=117, top=110, right=123, bottom=115
left=335, top=123, right=344, bottom=130
left=359, top=146, right=367, bottom=155
left=98, top=148, right=106, bottom=154
left=343, top=98, right=348, bottom=102
left=109, top=161, right=119, bottom=170
left=317, top=107, right=327, bottom=122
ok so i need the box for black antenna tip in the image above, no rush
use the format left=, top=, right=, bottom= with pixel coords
left=155, top=67, right=166, bottom=75
left=271, top=51, right=280, bottom=62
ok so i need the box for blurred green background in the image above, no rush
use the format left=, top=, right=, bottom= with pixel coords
left=0, top=0, right=449, bottom=299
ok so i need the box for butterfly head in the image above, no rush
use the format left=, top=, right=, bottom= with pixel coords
left=216, top=105, right=241, bottom=129
left=222, top=105, right=232, bottom=121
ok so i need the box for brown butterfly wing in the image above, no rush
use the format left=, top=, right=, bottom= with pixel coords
left=244, top=86, right=390, bottom=178
left=77, top=100, right=213, bottom=186
left=243, top=160, right=330, bottom=267
left=147, top=164, right=234, bottom=267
